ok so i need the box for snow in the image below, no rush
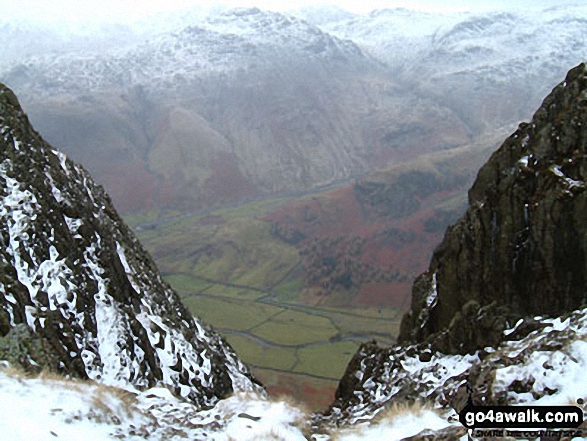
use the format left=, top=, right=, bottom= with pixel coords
left=494, top=309, right=587, bottom=407
left=320, top=5, right=587, bottom=82
left=333, top=407, right=452, bottom=441
left=495, top=340, right=587, bottom=406
left=0, top=369, right=152, bottom=441
left=83, top=237, right=148, bottom=391
left=7, top=307, right=586, bottom=440
left=542, top=316, right=571, bottom=333
left=400, top=351, right=479, bottom=398
left=0, top=367, right=308, bottom=441
left=417, top=271, right=437, bottom=328
left=211, top=394, right=308, bottom=440
left=521, top=134, right=530, bottom=148
left=116, top=240, right=233, bottom=400
left=2, top=136, right=259, bottom=403
left=426, top=272, right=438, bottom=308
left=115, top=241, right=144, bottom=295
left=0, top=162, right=38, bottom=246
left=504, top=318, right=524, bottom=336
left=0, top=163, right=84, bottom=332
left=550, top=165, right=584, bottom=190
left=2, top=7, right=366, bottom=95
left=135, top=389, right=309, bottom=440
left=327, top=305, right=587, bottom=437
left=48, top=174, right=65, bottom=202
left=63, top=214, right=82, bottom=234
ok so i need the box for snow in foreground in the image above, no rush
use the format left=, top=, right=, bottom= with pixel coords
left=6, top=305, right=587, bottom=441
left=0, top=366, right=306, bottom=440
left=327, top=405, right=454, bottom=441
left=0, top=365, right=458, bottom=441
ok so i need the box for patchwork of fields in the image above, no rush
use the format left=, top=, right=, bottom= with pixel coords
left=125, top=142, right=500, bottom=408
left=126, top=198, right=401, bottom=409
left=177, top=276, right=399, bottom=409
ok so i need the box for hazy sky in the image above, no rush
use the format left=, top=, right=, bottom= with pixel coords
left=3, top=0, right=571, bottom=25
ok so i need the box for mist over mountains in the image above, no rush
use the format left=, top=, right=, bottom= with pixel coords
left=2, top=54, right=587, bottom=441
left=2, top=4, right=585, bottom=214
left=3, top=2, right=587, bottom=439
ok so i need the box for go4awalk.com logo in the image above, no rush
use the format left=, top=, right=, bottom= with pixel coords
left=459, top=404, right=583, bottom=429
left=459, top=403, right=584, bottom=439
left=458, top=385, right=584, bottom=432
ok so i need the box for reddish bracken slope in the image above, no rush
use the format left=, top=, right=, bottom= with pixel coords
left=264, top=139, right=501, bottom=309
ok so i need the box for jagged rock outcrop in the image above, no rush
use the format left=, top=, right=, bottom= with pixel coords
left=313, top=63, right=587, bottom=437
left=315, top=306, right=587, bottom=438
left=0, top=83, right=260, bottom=408
left=400, top=62, right=587, bottom=354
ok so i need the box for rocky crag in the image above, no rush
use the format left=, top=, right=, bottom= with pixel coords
left=0, top=83, right=260, bottom=408
left=400, top=62, right=587, bottom=354
left=314, top=63, right=587, bottom=437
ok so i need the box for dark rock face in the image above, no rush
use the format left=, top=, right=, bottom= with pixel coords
left=312, top=63, right=587, bottom=437
left=0, top=83, right=259, bottom=408
left=400, top=62, right=587, bottom=353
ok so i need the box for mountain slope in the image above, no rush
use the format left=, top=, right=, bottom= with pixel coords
left=0, top=83, right=259, bottom=407
left=4, top=6, right=587, bottom=215
left=1, top=7, right=471, bottom=213
left=400, top=62, right=587, bottom=353
left=322, top=5, right=587, bottom=134
left=313, top=63, right=587, bottom=436
left=262, top=131, right=503, bottom=309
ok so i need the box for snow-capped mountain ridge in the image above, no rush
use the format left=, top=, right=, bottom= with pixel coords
left=4, top=4, right=586, bottom=97
left=320, top=4, right=587, bottom=77
left=2, top=8, right=371, bottom=97
left=4, top=4, right=586, bottom=214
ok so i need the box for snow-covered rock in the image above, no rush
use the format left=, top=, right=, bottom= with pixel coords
left=0, top=83, right=260, bottom=408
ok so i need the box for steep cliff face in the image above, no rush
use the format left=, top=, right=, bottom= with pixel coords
left=313, top=63, right=587, bottom=436
left=400, top=62, right=587, bottom=354
left=0, top=84, right=259, bottom=408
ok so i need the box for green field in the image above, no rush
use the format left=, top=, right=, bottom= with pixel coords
left=163, top=274, right=213, bottom=293
left=222, top=334, right=298, bottom=371
left=129, top=209, right=299, bottom=289
left=294, top=341, right=360, bottom=378
left=201, top=283, right=265, bottom=300
left=181, top=295, right=282, bottom=331
left=125, top=195, right=402, bottom=410
left=176, top=284, right=399, bottom=391
left=250, top=309, right=339, bottom=346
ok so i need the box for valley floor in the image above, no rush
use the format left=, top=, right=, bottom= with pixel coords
left=173, top=272, right=400, bottom=410
left=125, top=199, right=403, bottom=410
